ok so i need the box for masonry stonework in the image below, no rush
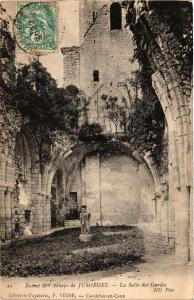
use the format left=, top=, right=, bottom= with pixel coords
left=127, top=1, right=192, bottom=262
left=0, top=1, right=192, bottom=265
left=61, top=47, right=80, bottom=88
left=62, top=0, right=138, bottom=131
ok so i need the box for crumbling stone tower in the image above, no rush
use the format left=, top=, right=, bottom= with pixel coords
left=62, top=0, right=138, bottom=131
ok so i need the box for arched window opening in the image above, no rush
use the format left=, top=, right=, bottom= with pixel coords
left=110, top=2, right=122, bottom=30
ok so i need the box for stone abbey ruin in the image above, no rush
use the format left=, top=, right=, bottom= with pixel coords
left=0, top=0, right=192, bottom=264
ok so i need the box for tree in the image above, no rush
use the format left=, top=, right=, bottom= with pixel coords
left=0, top=4, right=16, bottom=94
left=101, top=95, right=129, bottom=133
left=13, top=60, right=88, bottom=171
left=14, top=61, right=88, bottom=134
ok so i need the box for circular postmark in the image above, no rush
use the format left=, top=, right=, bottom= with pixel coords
left=14, top=2, right=58, bottom=55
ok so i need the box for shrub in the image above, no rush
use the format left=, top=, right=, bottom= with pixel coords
left=78, top=123, right=105, bottom=142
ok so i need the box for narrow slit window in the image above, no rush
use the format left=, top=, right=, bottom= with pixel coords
left=93, top=11, right=96, bottom=22
left=93, top=70, right=99, bottom=82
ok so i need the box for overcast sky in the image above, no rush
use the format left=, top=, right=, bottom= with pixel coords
left=3, top=0, right=80, bottom=87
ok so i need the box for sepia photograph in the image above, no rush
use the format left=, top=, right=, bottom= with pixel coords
left=0, top=1, right=193, bottom=299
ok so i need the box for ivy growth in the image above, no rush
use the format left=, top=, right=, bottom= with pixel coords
left=12, top=60, right=88, bottom=171
left=127, top=49, right=166, bottom=171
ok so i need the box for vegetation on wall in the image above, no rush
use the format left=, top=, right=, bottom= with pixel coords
left=101, top=95, right=129, bottom=133
left=14, top=62, right=87, bottom=134
left=0, top=5, right=16, bottom=92
left=11, top=60, right=88, bottom=171
left=126, top=1, right=193, bottom=93
left=78, top=123, right=105, bottom=142
left=123, top=0, right=192, bottom=174
left=97, top=49, right=166, bottom=172
left=148, top=1, right=192, bottom=64
left=127, top=49, right=165, bottom=156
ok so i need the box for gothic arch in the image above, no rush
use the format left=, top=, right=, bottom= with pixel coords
left=47, top=141, right=159, bottom=201
left=61, top=141, right=158, bottom=226
left=127, top=4, right=192, bottom=262
left=43, top=144, right=74, bottom=195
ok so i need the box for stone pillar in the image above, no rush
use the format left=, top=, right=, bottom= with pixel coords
left=81, top=160, right=87, bottom=208
left=42, top=195, right=46, bottom=231
left=175, top=186, right=190, bottom=263
left=152, top=71, right=191, bottom=262
left=0, top=186, right=6, bottom=240
left=5, top=187, right=13, bottom=240
left=154, top=193, right=161, bottom=231
left=169, top=128, right=190, bottom=262
left=11, top=188, right=15, bottom=237
left=41, top=193, right=51, bottom=232
left=45, top=195, right=51, bottom=230
left=31, top=193, right=42, bottom=234
left=189, top=185, right=193, bottom=262
left=152, top=195, right=157, bottom=222
left=85, top=153, right=101, bottom=225
left=32, top=193, right=52, bottom=234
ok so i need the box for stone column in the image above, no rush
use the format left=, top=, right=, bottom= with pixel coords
left=189, top=186, right=193, bottom=262
left=31, top=193, right=42, bottom=234
left=152, top=71, right=191, bottom=262
left=41, top=195, right=46, bottom=231
left=175, top=186, right=190, bottom=263
left=169, top=126, right=190, bottom=262
left=32, top=193, right=52, bottom=234
left=45, top=195, right=51, bottom=230
left=152, top=195, right=157, bottom=222
left=41, top=193, right=51, bottom=232
left=81, top=160, right=87, bottom=207
left=0, top=186, right=6, bottom=240
left=85, top=153, right=101, bottom=225
left=152, top=192, right=161, bottom=231
left=5, top=187, right=13, bottom=240
left=11, top=188, right=15, bottom=237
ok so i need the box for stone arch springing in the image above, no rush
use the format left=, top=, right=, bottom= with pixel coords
left=110, top=2, right=122, bottom=30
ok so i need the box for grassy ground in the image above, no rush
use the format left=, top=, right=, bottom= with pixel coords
left=1, top=226, right=145, bottom=277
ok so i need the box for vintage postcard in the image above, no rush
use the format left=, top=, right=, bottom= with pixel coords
left=0, top=0, right=193, bottom=300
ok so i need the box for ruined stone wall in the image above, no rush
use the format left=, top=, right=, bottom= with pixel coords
left=79, top=0, right=137, bottom=129
left=0, top=108, right=52, bottom=240
left=67, top=152, right=155, bottom=226
left=127, top=1, right=192, bottom=262
left=0, top=28, right=21, bottom=240
left=0, top=33, right=52, bottom=240
left=62, top=0, right=139, bottom=131
left=61, top=47, right=80, bottom=88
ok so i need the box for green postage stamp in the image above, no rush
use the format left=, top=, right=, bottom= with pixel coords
left=15, top=2, right=57, bottom=54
